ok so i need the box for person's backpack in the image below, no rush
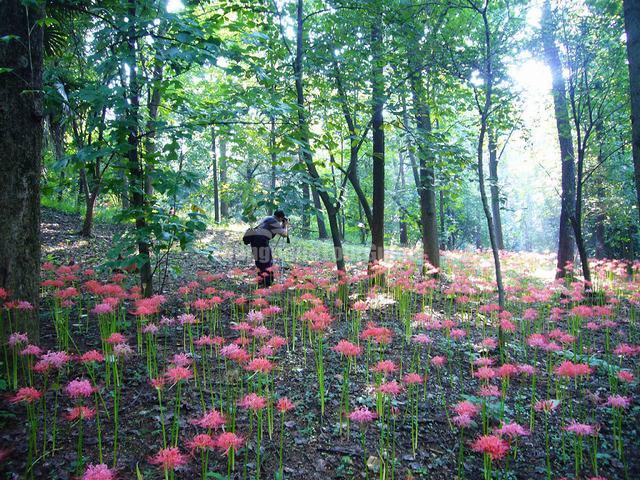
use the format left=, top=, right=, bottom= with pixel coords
left=242, top=227, right=257, bottom=245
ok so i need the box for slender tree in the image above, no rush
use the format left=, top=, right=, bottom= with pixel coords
left=541, top=0, right=576, bottom=279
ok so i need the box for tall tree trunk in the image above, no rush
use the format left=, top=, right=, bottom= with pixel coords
left=398, top=152, right=408, bottom=247
left=144, top=61, right=163, bottom=198
left=127, top=0, right=152, bottom=297
left=488, top=128, right=504, bottom=249
left=475, top=4, right=505, bottom=309
left=369, top=16, right=385, bottom=267
left=311, top=185, right=328, bottom=239
left=294, top=0, right=344, bottom=271
left=407, top=82, right=440, bottom=272
left=301, top=181, right=310, bottom=238
left=270, top=115, right=277, bottom=193
left=542, top=0, right=576, bottom=279
left=219, top=137, right=228, bottom=218
left=0, top=0, right=44, bottom=337
left=211, top=127, right=220, bottom=223
left=623, top=0, right=640, bottom=224
left=439, top=189, right=445, bottom=250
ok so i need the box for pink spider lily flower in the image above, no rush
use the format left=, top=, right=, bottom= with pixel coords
left=79, top=350, right=105, bottom=363
left=245, top=357, right=274, bottom=374
left=494, top=421, right=529, bottom=439
left=148, top=447, right=189, bottom=471
left=164, top=366, right=193, bottom=385
left=333, top=340, right=362, bottom=357
left=377, top=380, right=403, bottom=396
left=9, top=387, right=42, bottom=404
left=403, top=372, right=423, bottom=385
left=65, top=379, right=95, bottom=399
left=554, top=361, right=593, bottom=378
left=371, top=359, right=397, bottom=374
left=238, top=393, right=267, bottom=411
left=431, top=355, right=446, bottom=367
left=187, top=433, right=216, bottom=452
left=276, top=397, right=295, bottom=413
left=604, top=395, right=631, bottom=409
left=82, top=463, right=116, bottom=480
left=453, top=400, right=480, bottom=418
left=471, top=434, right=510, bottom=460
left=215, top=432, right=244, bottom=455
left=191, top=409, right=226, bottom=430
left=65, top=406, right=96, bottom=421
left=349, top=407, right=377, bottom=424
left=564, top=421, right=597, bottom=436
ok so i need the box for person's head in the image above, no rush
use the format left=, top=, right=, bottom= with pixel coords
left=273, top=210, right=286, bottom=222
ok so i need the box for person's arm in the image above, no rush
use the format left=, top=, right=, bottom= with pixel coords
left=271, top=222, right=288, bottom=237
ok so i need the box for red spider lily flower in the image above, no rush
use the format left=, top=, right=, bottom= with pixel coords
left=276, top=397, right=295, bottom=413
left=215, top=432, right=244, bottom=455
left=92, top=303, right=114, bottom=315
left=604, top=395, right=631, bottom=409
left=238, top=393, right=267, bottom=411
left=79, top=350, right=105, bottom=363
left=191, top=409, right=227, bottom=430
left=170, top=353, right=192, bottom=367
left=564, top=421, right=597, bottom=436
left=495, top=364, right=519, bottom=379
left=617, top=370, right=634, bottom=383
left=453, top=414, right=474, bottom=428
left=360, top=322, right=393, bottom=344
left=412, top=333, right=433, bottom=345
left=450, top=328, right=467, bottom=340
left=471, top=434, right=510, bottom=460
left=494, top=421, right=529, bottom=439
left=187, top=433, right=216, bottom=452
left=349, top=407, right=377, bottom=424
left=554, top=361, right=593, bottom=378
left=246, top=357, right=274, bottom=374
left=332, top=340, right=362, bottom=357
left=165, top=366, right=193, bottom=384
left=10, top=387, right=42, bottom=404
left=431, top=355, right=446, bottom=367
left=65, top=379, right=95, bottom=399
left=613, top=343, right=639, bottom=356
left=20, top=344, right=42, bottom=357
left=378, top=380, right=403, bottom=396
left=150, top=377, right=166, bottom=390
left=36, top=350, right=71, bottom=370
left=178, top=313, right=198, bottom=325
left=8, top=332, right=28, bottom=347
left=478, top=385, right=501, bottom=397
left=474, top=357, right=494, bottom=367
left=371, top=359, right=397, bottom=374
left=267, top=336, right=288, bottom=350
left=82, top=463, right=116, bottom=480
left=149, top=447, right=189, bottom=471
left=534, top=399, right=560, bottom=413
left=403, top=372, right=423, bottom=385
left=105, top=333, right=126, bottom=345
left=65, top=406, right=96, bottom=421
left=474, top=366, right=496, bottom=381
left=142, top=324, right=159, bottom=334
left=453, top=400, right=480, bottom=418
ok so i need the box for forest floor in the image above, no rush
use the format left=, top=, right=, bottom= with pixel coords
left=1, top=208, right=638, bottom=480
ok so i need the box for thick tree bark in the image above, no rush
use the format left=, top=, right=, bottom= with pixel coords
left=295, top=0, right=344, bottom=271
left=211, top=127, right=220, bottom=223
left=127, top=1, right=152, bottom=296
left=369, top=17, right=385, bottom=267
left=219, top=137, right=228, bottom=218
left=0, top=0, right=44, bottom=337
left=301, top=181, right=310, bottom=238
left=624, top=0, right=640, bottom=224
left=542, top=0, right=576, bottom=279
left=488, top=128, right=504, bottom=250
left=270, top=115, right=277, bottom=193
